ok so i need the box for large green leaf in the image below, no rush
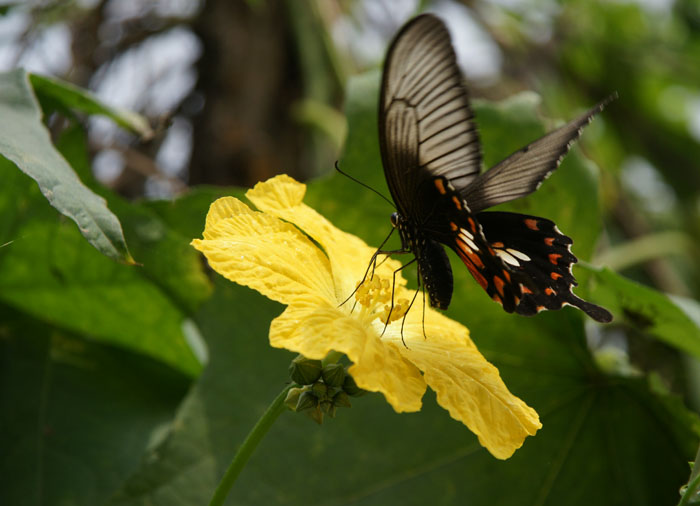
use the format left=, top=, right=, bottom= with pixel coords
left=106, top=75, right=699, bottom=506
left=586, top=266, right=700, bottom=359
left=0, top=304, right=191, bottom=506
left=0, top=69, right=132, bottom=262
left=0, top=153, right=202, bottom=376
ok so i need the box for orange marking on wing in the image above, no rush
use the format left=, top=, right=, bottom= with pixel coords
left=514, top=296, right=520, bottom=306
left=524, top=218, right=539, bottom=231
left=545, top=287, right=555, bottom=296
left=457, top=239, right=485, bottom=269
left=551, top=272, right=563, bottom=280
left=549, top=253, right=562, bottom=265
left=492, top=242, right=504, bottom=248
left=536, top=305, right=546, bottom=312
left=450, top=221, right=458, bottom=231
left=544, top=237, right=555, bottom=246
left=493, top=276, right=505, bottom=297
left=502, top=270, right=511, bottom=282
left=492, top=294, right=503, bottom=305
left=452, top=196, right=462, bottom=209
left=521, top=285, right=533, bottom=294
left=456, top=248, right=488, bottom=290
left=467, top=217, right=477, bottom=233
left=434, top=179, right=446, bottom=194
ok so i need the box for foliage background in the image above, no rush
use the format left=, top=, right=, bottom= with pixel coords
left=2, top=0, right=700, bottom=505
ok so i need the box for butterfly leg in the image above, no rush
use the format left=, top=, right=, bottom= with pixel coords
left=339, top=227, right=399, bottom=308
left=381, top=257, right=417, bottom=337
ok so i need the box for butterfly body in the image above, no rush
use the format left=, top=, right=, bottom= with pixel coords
left=379, top=14, right=613, bottom=323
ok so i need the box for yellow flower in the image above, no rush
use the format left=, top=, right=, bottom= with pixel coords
left=191, top=175, right=541, bottom=459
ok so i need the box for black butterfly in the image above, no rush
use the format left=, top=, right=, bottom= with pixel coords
left=378, top=14, right=613, bottom=323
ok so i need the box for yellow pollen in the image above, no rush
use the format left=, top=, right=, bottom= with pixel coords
left=380, top=298, right=410, bottom=324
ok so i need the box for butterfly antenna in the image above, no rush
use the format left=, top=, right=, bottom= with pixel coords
left=334, top=161, right=395, bottom=209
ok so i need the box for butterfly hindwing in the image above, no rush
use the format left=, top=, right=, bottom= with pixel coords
left=477, top=211, right=613, bottom=322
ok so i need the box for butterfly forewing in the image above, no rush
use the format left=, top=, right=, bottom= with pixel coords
left=380, top=14, right=482, bottom=221
left=461, top=96, right=616, bottom=213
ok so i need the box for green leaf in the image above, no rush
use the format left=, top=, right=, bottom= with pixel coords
left=29, top=73, right=153, bottom=139
left=0, top=304, right=191, bottom=506
left=0, top=155, right=203, bottom=376
left=585, top=266, right=700, bottom=359
left=55, top=124, right=213, bottom=315
left=0, top=69, right=132, bottom=263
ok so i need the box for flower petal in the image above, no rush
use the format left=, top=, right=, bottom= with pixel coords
left=384, top=309, right=541, bottom=459
left=270, top=294, right=426, bottom=412
left=246, top=175, right=404, bottom=298
left=192, top=197, right=335, bottom=305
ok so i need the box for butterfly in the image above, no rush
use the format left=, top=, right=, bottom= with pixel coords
left=377, top=13, right=613, bottom=323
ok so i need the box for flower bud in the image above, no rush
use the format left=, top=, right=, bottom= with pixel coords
left=284, top=387, right=305, bottom=411
left=311, top=381, right=328, bottom=398
left=321, top=362, right=346, bottom=388
left=306, top=406, right=324, bottom=424
left=342, top=372, right=366, bottom=397
left=332, top=391, right=352, bottom=408
left=289, top=355, right=322, bottom=385
left=296, top=390, right=318, bottom=412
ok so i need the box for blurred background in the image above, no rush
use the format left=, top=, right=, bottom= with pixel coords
left=2, top=0, right=699, bottom=394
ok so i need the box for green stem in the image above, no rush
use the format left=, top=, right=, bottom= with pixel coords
left=678, top=473, right=700, bottom=506
left=209, top=384, right=295, bottom=506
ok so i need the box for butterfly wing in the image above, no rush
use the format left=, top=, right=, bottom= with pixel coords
left=477, top=211, right=612, bottom=322
left=379, top=14, right=482, bottom=221
left=428, top=176, right=612, bottom=322
left=461, top=95, right=616, bottom=213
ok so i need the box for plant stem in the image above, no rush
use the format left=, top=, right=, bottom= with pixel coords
left=209, top=384, right=295, bottom=506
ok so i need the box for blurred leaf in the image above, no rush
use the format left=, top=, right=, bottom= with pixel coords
left=0, top=155, right=202, bottom=376
left=29, top=73, right=153, bottom=139
left=0, top=304, right=191, bottom=506
left=55, top=124, right=213, bottom=315
left=586, top=266, right=700, bottom=359
left=0, top=69, right=132, bottom=263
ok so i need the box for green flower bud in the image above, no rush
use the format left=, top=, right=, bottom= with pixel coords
left=296, top=390, right=318, bottom=412
left=311, top=381, right=328, bottom=398
left=284, top=387, right=305, bottom=411
left=306, top=406, right=324, bottom=424
left=321, top=362, right=346, bottom=388
left=342, top=372, right=366, bottom=397
left=332, top=391, right=352, bottom=408
left=289, top=355, right=322, bottom=385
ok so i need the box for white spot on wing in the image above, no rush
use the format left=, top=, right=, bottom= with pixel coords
left=507, top=248, right=531, bottom=262
left=494, top=249, right=520, bottom=266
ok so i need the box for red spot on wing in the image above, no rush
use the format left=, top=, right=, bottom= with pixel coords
left=549, top=253, right=562, bottom=265
left=492, top=294, right=503, bottom=305
left=545, top=287, right=556, bottom=295
left=492, top=242, right=504, bottom=248
left=544, top=237, right=555, bottom=246
left=524, top=218, right=539, bottom=231
left=502, top=270, right=511, bottom=282
left=434, top=179, right=446, bottom=194
left=493, top=276, right=505, bottom=297
left=457, top=239, right=484, bottom=269
left=456, top=247, right=488, bottom=290
left=521, top=285, right=533, bottom=294
left=536, top=305, right=546, bottom=312
left=551, top=272, right=563, bottom=280
left=467, top=217, right=477, bottom=233
left=450, top=221, right=458, bottom=231
left=452, top=196, right=462, bottom=209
